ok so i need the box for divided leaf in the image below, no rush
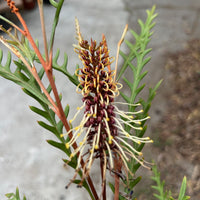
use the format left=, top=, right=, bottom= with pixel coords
left=113, top=5, right=161, bottom=196
left=151, top=165, right=190, bottom=200
left=0, top=50, right=51, bottom=106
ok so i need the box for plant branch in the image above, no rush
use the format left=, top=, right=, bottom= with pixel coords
left=0, top=37, right=58, bottom=113
left=0, top=15, right=24, bottom=34
left=49, top=0, right=64, bottom=52
left=37, top=0, right=49, bottom=63
left=13, top=12, right=46, bottom=68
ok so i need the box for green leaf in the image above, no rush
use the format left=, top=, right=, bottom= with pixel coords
left=120, top=91, right=130, bottom=103
left=108, top=182, right=115, bottom=193
left=123, top=77, right=132, bottom=90
left=117, top=50, right=136, bottom=81
left=153, top=193, right=163, bottom=200
left=29, top=106, right=51, bottom=121
left=5, top=187, right=27, bottom=200
left=5, top=193, right=14, bottom=198
left=47, top=140, right=70, bottom=156
left=51, top=49, right=80, bottom=87
left=56, top=120, right=64, bottom=134
left=141, top=56, right=151, bottom=66
left=23, top=196, right=27, bottom=200
left=129, top=176, right=142, bottom=188
left=49, top=0, right=59, bottom=7
left=62, top=157, right=77, bottom=169
left=38, top=121, right=58, bottom=136
left=135, top=84, right=145, bottom=95
left=14, top=61, right=32, bottom=77
left=131, top=162, right=141, bottom=174
left=15, top=188, right=20, bottom=199
left=178, top=176, right=190, bottom=200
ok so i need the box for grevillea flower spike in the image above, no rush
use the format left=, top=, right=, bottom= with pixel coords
left=62, top=18, right=153, bottom=188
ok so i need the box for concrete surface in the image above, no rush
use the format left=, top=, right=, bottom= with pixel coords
left=0, top=0, right=200, bottom=199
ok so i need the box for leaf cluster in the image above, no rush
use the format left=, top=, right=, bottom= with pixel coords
left=151, top=165, right=190, bottom=200
left=112, top=6, right=162, bottom=198
left=5, top=188, right=27, bottom=200
left=0, top=49, right=50, bottom=106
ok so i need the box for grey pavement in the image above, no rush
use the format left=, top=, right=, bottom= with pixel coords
left=0, top=0, right=200, bottom=199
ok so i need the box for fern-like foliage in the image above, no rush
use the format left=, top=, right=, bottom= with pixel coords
left=151, top=165, right=190, bottom=200
left=0, top=42, right=94, bottom=195
left=0, top=50, right=50, bottom=106
left=51, top=49, right=80, bottom=87
left=151, top=165, right=171, bottom=200
left=5, top=187, right=27, bottom=200
left=113, top=6, right=161, bottom=198
left=30, top=47, right=80, bottom=87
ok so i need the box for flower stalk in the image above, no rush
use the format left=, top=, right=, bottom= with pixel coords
left=61, top=19, right=153, bottom=199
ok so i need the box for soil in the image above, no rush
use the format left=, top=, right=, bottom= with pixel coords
left=138, top=39, right=200, bottom=200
